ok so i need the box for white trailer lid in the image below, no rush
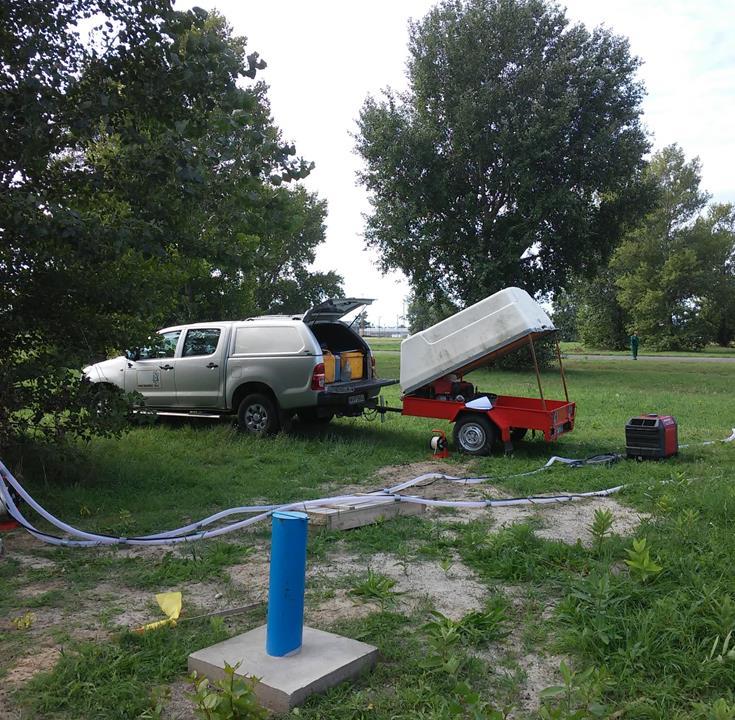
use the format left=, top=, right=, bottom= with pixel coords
left=399, top=287, right=555, bottom=394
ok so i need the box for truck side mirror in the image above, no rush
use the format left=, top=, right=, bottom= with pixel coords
left=125, top=349, right=140, bottom=361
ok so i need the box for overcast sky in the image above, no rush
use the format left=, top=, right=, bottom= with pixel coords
left=177, top=0, right=735, bottom=325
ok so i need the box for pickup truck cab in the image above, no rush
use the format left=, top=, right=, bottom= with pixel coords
left=83, top=299, right=395, bottom=435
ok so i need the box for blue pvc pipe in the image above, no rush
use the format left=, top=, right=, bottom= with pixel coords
left=266, top=510, right=308, bottom=657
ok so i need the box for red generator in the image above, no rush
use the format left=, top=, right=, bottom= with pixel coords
left=625, top=414, right=678, bottom=460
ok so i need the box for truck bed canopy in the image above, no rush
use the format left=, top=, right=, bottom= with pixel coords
left=399, top=287, right=555, bottom=394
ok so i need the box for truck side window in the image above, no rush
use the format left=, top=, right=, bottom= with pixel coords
left=138, top=330, right=181, bottom=360
left=182, top=328, right=221, bottom=357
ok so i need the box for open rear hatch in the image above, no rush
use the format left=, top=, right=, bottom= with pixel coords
left=302, top=298, right=373, bottom=324
left=304, top=297, right=398, bottom=398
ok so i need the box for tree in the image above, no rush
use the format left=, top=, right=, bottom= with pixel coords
left=0, top=2, right=331, bottom=449
left=550, top=288, right=579, bottom=342
left=252, top=187, right=343, bottom=314
left=610, top=145, right=734, bottom=351
left=406, top=290, right=458, bottom=334
left=355, top=311, right=372, bottom=333
left=574, top=271, right=630, bottom=349
left=355, top=0, right=650, bottom=309
left=691, top=204, right=735, bottom=346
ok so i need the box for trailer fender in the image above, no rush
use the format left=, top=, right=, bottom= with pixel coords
left=449, top=408, right=508, bottom=439
left=453, top=411, right=502, bottom=436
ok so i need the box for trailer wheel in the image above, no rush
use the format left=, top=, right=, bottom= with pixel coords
left=453, top=414, right=496, bottom=456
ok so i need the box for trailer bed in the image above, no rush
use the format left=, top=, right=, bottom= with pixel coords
left=402, top=394, right=575, bottom=443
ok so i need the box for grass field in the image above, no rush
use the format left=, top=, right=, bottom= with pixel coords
left=2, top=352, right=735, bottom=719
left=363, top=335, right=735, bottom=358
left=558, top=341, right=735, bottom=358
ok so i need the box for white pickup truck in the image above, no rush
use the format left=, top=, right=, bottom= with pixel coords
left=83, top=299, right=396, bottom=434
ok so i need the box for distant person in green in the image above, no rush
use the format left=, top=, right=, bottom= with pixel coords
left=630, top=331, right=639, bottom=360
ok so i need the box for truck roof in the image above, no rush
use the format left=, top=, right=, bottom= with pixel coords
left=156, top=298, right=376, bottom=333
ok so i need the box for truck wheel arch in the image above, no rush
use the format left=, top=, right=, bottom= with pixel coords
left=231, top=382, right=278, bottom=414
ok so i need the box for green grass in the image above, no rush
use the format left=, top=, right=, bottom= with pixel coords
left=365, top=336, right=735, bottom=358
left=559, top=340, right=735, bottom=358
left=362, top=336, right=403, bottom=351
left=18, top=619, right=229, bottom=720
left=295, top=609, right=517, bottom=719
left=3, top=353, right=735, bottom=718
left=35, top=541, right=254, bottom=591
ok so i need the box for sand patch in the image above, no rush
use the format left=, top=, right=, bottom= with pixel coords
left=372, top=460, right=477, bottom=486
left=161, top=680, right=196, bottom=720
left=332, top=460, right=477, bottom=498
left=0, top=689, right=21, bottom=720
left=360, top=464, right=646, bottom=549
left=312, top=550, right=487, bottom=619
left=486, top=496, right=646, bottom=547
left=17, top=579, right=63, bottom=599
left=475, top=584, right=566, bottom=714
left=517, top=651, right=566, bottom=712
left=100, top=581, right=227, bottom=630
left=227, top=547, right=270, bottom=604
left=82, top=582, right=158, bottom=630
left=358, top=470, right=646, bottom=547
left=5, top=645, right=61, bottom=686
left=306, top=588, right=377, bottom=626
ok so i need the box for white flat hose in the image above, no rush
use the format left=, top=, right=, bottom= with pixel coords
left=1, top=427, right=733, bottom=548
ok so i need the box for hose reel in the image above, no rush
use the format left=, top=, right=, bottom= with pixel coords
left=430, top=429, right=450, bottom=458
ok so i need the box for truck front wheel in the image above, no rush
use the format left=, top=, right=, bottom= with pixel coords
left=453, top=414, right=496, bottom=456
left=237, top=393, right=280, bottom=436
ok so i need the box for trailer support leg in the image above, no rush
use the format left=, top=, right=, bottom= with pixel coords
left=555, top=339, right=569, bottom=403
left=528, top=336, right=547, bottom=411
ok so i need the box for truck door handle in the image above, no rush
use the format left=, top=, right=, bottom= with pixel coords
left=159, top=364, right=174, bottom=371
left=206, top=362, right=219, bottom=369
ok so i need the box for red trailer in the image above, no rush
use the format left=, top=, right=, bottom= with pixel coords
left=389, top=288, right=575, bottom=455
left=400, top=333, right=574, bottom=455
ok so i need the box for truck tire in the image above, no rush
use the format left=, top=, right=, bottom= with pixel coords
left=453, top=414, right=496, bottom=456
left=237, top=393, right=280, bottom=436
left=297, top=408, right=334, bottom=425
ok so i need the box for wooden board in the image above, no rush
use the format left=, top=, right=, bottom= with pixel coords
left=307, top=496, right=426, bottom=531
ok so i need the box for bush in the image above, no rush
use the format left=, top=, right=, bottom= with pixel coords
left=490, top=335, right=557, bottom=371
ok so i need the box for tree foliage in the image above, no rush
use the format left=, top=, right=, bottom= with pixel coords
left=406, top=290, right=459, bottom=334
left=611, top=146, right=735, bottom=350
left=251, top=186, right=343, bottom=315
left=574, top=271, right=630, bottom=350
left=355, top=0, right=650, bottom=308
left=0, top=1, right=339, bottom=448
left=550, top=288, right=580, bottom=343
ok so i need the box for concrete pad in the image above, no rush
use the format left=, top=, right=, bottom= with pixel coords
left=188, top=624, right=378, bottom=713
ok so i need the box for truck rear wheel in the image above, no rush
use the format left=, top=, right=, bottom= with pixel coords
left=237, top=393, right=280, bottom=436
left=453, top=414, right=496, bottom=456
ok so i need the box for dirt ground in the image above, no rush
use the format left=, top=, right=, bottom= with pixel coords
left=0, top=460, right=646, bottom=719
